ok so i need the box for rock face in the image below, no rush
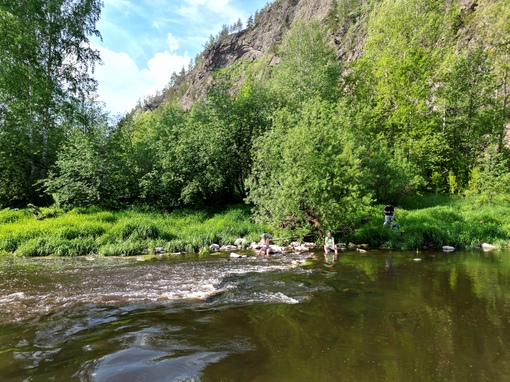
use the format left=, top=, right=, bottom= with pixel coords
left=177, top=0, right=335, bottom=110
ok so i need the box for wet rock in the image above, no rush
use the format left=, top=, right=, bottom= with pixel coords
left=481, top=243, right=497, bottom=251
left=234, top=238, right=247, bottom=248
left=221, top=245, right=238, bottom=251
left=442, top=246, right=455, bottom=252
left=209, top=244, right=220, bottom=251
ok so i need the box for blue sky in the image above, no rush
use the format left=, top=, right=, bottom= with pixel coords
left=90, top=0, right=271, bottom=115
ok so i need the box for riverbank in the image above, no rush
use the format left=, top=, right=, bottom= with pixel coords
left=0, top=204, right=270, bottom=257
left=1, top=195, right=509, bottom=257
left=342, top=194, right=510, bottom=251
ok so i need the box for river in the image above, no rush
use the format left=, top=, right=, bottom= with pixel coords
left=1, top=248, right=510, bottom=381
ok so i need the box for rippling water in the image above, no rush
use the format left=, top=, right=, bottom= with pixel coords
left=0, top=253, right=312, bottom=323
left=1, top=249, right=510, bottom=381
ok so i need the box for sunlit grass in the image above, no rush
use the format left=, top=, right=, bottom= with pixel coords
left=2, top=195, right=509, bottom=257
left=344, top=195, right=510, bottom=250
left=0, top=204, right=269, bottom=257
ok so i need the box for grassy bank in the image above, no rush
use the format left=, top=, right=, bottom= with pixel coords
left=343, top=194, right=510, bottom=251
left=0, top=204, right=271, bottom=257
left=1, top=195, right=509, bottom=257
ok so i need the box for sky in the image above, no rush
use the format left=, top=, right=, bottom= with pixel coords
left=90, top=0, right=271, bottom=115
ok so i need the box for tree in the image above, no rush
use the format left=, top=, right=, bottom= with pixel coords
left=167, top=78, right=273, bottom=207
left=467, top=144, right=510, bottom=204
left=467, top=0, right=510, bottom=151
left=247, top=99, right=371, bottom=233
left=269, top=18, right=341, bottom=108
left=348, top=0, right=452, bottom=191
left=0, top=0, right=102, bottom=207
left=247, top=15, right=254, bottom=28
left=435, top=47, right=500, bottom=186
left=42, top=121, right=128, bottom=209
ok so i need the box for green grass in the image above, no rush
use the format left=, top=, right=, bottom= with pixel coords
left=0, top=204, right=270, bottom=257
left=343, top=195, right=510, bottom=250
left=2, top=195, right=510, bottom=257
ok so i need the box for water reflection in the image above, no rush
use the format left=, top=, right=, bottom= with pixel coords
left=1, top=250, right=510, bottom=381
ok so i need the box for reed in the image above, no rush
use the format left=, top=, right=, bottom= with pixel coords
left=0, top=204, right=267, bottom=256
left=344, top=196, right=510, bottom=250
left=2, top=196, right=509, bottom=256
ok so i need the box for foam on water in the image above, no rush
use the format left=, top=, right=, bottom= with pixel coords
left=0, top=254, right=317, bottom=324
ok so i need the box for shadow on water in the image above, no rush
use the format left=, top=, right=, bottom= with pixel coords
left=1, top=248, right=510, bottom=381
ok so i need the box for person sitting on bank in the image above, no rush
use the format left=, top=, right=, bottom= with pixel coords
left=324, top=231, right=338, bottom=255
left=258, top=233, right=270, bottom=257
left=383, top=204, right=394, bottom=227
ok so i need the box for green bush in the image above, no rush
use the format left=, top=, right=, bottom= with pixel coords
left=0, top=209, right=30, bottom=224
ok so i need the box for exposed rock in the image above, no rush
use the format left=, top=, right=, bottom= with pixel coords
left=481, top=243, right=497, bottom=251
left=234, top=238, right=247, bottom=248
left=459, top=0, right=478, bottom=13
left=209, top=244, right=220, bottom=252
left=442, top=246, right=455, bottom=252
left=161, top=0, right=336, bottom=111
left=220, top=244, right=238, bottom=251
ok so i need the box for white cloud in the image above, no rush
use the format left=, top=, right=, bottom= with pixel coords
left=186, top=0, right=230, bottom=7
left=92, top=45, right=190, bottom=115
left=167, top=33, right=179, bottom=52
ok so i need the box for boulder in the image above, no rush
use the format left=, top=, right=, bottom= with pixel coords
left=221, top=245, right=238, bottom=251
left=481, top=243, right=497, bottom=251
left=234, top=238, right=247, bottom=248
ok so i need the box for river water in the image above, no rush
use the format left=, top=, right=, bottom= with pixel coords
left=1, top=248, right=510, bottom=381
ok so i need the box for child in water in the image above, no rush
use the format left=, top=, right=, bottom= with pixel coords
left=258, top=233, right=270, bottom=257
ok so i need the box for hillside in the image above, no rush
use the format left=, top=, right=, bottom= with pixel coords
left=143, top=0, right=343, bottom=111
left=40, top=0, right=510, bottom=234
left=141, top=0, right=482, bottom=112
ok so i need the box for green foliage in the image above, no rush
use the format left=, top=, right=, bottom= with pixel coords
left=247, top=98, right=371, bottom=232
left=42, top=122, right=131, bottom=209
left=0, top=204, right=267, bottom=256
left=447, top=171, right=459, bottom=195
left=2, top=0, right=510, bottom=256
left=268, top=18, right=342, bottom=108
left=344, top=200, right=510, bottom=250
left=0, top=0, right=103, bottom=207
left=357, top=141, right=425, bottom=203
left=467, top=144, right=510, bottom=204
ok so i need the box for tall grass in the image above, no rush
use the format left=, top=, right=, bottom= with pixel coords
left=2, top=196, right=509, bottom=257
left=0, top=204, right=269, bottom=257
left=343, top=197, right=510, bottom=250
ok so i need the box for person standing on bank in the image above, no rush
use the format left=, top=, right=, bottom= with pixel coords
left=324, top=231, right=338, bottom=256
left=383, top=204, right=394, bottom=227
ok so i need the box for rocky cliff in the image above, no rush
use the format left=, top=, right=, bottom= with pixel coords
left=143, top=0, right=484, bottom=112
left=147, top=0, right=337, bottom=111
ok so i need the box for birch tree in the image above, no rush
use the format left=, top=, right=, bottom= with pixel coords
left=0, top=0, right=102, bottom=207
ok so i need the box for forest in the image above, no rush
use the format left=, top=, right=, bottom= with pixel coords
left=1, top=0, right=510, bottom=247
